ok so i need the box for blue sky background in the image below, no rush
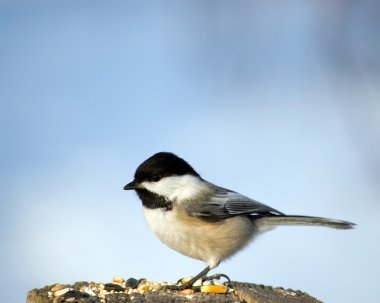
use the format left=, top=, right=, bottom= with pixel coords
left=1, top=1, right=379, bottom=302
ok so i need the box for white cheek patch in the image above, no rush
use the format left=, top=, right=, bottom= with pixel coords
left=141, top=175, right=204, bottom=201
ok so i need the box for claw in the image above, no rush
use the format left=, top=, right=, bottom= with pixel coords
left=164, top=267, right=231, bottom=291
left=203, top=273, right=231, bottom=283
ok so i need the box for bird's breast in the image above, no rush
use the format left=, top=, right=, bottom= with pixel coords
left=142, top=206, right=256, bottom=268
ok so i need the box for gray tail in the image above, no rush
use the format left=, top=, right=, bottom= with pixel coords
left=255, top=215, right=355, bottom=230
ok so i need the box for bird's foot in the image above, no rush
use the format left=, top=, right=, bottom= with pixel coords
left=202, top=273, right=230, bottom=284
left=164, top=273, right=231, bottom=291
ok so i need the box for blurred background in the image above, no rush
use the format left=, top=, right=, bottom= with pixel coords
left=1, top=0, right=379, bottom=302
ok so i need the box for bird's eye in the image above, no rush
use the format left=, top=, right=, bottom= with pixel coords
left=151, top=174, right=160, bottom=182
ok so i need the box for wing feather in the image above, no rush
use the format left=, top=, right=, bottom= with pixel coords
left=188, top=186, right=283, bottom=221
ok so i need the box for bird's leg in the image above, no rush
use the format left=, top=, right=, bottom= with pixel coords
left=165, top=266, right=211, bottom=290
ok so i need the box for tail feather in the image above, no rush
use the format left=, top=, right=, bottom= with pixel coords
left=254, top=215, right=355, bottom=230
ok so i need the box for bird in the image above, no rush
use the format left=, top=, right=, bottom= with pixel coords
left=123, top=152, right=355, bottom=289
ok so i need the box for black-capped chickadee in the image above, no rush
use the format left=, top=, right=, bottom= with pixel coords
left=124, top=152, right=355, bottom=289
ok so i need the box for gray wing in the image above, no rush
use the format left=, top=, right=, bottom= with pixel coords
left=189, top=186, right=284, bottom=221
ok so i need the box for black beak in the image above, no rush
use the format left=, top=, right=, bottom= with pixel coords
left=124, top=180, right=139, bottom=190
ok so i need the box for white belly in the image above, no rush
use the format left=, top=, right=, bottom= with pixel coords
left=143, top=207, right=255, bottom=269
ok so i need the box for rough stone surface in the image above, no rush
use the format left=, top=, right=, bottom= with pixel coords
left=26, top=280, right=322, bottom=303
left=229, top=281, right=322, bottom=303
